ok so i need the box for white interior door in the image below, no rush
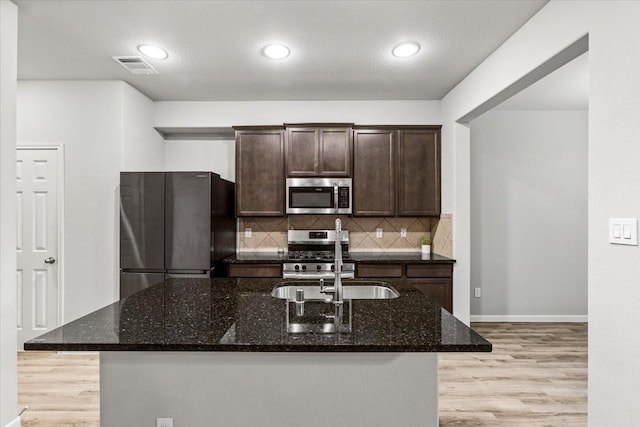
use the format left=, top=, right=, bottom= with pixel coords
left=16, top=147, right=60, bottom=348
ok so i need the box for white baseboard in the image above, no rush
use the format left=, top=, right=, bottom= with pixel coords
left=4, top=416, right=21, bottom=427
left=470, top=315, right=588, bottom=323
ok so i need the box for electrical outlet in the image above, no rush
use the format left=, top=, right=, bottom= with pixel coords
left=474, top=288, right=481, bottom=298
left=400, top=228, right=407, bottom=238
left=376, top=228, right=383, bottom=238
left=244, top=227, right=252, bottom=238
left=157, top=418, right=173, bottom=427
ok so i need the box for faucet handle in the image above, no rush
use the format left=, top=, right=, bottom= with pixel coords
left=294, top=288, right=305, bottom=316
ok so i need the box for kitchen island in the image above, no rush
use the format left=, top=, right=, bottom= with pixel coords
left=25, top=278, right=490, bottom=426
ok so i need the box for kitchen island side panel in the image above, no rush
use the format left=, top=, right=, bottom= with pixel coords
left=100, top=351, right=438, bottom=427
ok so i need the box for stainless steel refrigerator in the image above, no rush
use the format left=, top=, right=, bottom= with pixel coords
left=119, top=172, right=236, bottom=298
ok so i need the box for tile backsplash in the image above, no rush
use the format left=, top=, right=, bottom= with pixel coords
left=238, top=214, right=453, bottom=257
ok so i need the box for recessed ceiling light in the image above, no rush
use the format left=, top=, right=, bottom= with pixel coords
left=392, top=42, right=421, bottom=58
left=261, top=44, right=290, bottom=59
left=137, top=44, right=168, bottom=60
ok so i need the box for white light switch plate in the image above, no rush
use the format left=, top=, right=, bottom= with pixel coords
left=400, top=228, right=407, bottom=238
left=245, top=228, right=252, bottom=238
left=376, top=228, right=383, bottom=238
left=609, top=218, right=638, bottom=245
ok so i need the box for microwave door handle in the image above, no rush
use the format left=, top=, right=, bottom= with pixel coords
left=334, top=184, right=339, bottom=214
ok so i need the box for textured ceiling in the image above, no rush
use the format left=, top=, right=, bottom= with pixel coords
left=15, top=0, right=548, bottom=101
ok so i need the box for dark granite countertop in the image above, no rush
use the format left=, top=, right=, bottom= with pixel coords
left=225, top=252, right=455, bottom=264
left=24, top=278, right=489, bottom=353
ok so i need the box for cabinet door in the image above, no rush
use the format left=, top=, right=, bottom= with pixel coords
left=397, top=129, right=441, bottom=216
left=286, top=126, right=352, bottom=177
left=409, top=278, right=452, bottom=312
left=319, top=127, right=352, bottom=176
left=286, top=127, right=318, bottom=176
left=236, top=128, right=285, bottom=216
left=353, top=129, right=396, bottom=216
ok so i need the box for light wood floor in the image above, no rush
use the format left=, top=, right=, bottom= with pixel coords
left=18, top=352, right=99, bottom=427
left=18, top=322, right=587, bottom=427
left=440, top=323, right=587, bottom=427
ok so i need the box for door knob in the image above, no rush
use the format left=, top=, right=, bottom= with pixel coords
left=44, top=257, right=56, bottom=264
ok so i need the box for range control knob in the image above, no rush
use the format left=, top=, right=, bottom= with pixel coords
left=330, top=264, right=335, bottom=272
left=316, top=265, right=322, bottom=271
left=301, top=265, right=307, bottom=271
left=294, top=265, right=300, bottom=271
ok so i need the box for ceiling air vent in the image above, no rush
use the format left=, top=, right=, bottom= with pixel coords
left=112, top=56, right=159, bottom=75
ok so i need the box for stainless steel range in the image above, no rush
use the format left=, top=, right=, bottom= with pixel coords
left=282, top=230, right=355, bottom=279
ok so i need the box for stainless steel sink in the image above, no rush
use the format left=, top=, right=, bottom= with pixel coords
left=271, top=281, right=399, bottom=301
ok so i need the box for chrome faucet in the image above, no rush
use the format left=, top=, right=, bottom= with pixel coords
left=314, top=218, right=346, bottom=333
left=333, top=218, right=343, bottom=305
left=319, top=218, right=344, bottom=305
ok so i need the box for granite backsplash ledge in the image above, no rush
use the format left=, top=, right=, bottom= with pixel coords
left=238, top=214, right=453, bottom=257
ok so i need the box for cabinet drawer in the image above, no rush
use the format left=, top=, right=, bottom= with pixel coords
left=406, top=264, right=452, bottom=278
left=228, top=264, right=282, bottom=278
left=356, top=264, right=403, bottom=278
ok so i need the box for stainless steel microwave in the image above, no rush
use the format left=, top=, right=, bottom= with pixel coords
left=286, top=178, right=352, bottom=215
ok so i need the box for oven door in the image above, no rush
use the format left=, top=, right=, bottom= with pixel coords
left=286, top=178, right=351, bottom=214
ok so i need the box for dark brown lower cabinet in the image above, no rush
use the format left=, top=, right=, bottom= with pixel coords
left=228, top=264, right=281, bottom=278
left=407, top=279, right=452, bottom=313
left=356, top=262, right=453, bottom=312
left=406, top=263, right=453, bottom=312
left=228, top=261, right=453, bottom=312
left=356, top=264, right=403, bottom=278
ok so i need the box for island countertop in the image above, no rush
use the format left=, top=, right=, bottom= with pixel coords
left=24, top=278, right=490, bottom=353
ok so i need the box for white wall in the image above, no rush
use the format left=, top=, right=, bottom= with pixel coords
left=587, top=4, right=640, bottom=425
left=0, top=2, right=19, bottom=426
left=121, top=83, right=165, bottom=171
left=470, top=110, right=588, bottom=320
left=18, top=81, right=123, bottom=323
left=154, top=100, right=441, bottom=128
left=442, top=1, right=640, bottom=424
left=164, top=139, right=235, bottom=181
left=17, top=81, right=163, bottom=323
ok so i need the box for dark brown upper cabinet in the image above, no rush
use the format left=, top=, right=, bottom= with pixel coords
left=234, top=126, right=285, bottom=216
left=397, top=127, right=441, bottom=216
left=353, top=126, right=441, bottom=217
left=285, top=124, right=353, bottom=177
left=353, top=128, right=396, bottom=216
